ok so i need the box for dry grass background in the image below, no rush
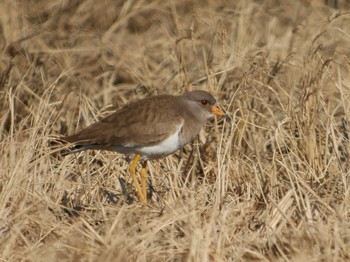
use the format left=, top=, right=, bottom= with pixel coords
left=1, top=0, right=350, bottom=261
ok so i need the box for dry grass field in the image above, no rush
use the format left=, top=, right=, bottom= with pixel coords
left=1, top=0, right=350, bottom=261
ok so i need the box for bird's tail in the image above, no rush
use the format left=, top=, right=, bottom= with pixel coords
left=49, top=136, right=86, bottom=156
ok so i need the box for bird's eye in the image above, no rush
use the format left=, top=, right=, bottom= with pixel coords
left=201, top=100, right=208, bottom=105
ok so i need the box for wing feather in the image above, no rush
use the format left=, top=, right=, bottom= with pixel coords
left=62, top=95, right=184, bottom=148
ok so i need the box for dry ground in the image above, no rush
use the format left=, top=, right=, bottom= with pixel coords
left=1, top=0, right=350, bottom=261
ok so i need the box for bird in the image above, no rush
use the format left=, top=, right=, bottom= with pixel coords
left=61, top=90, right=226, bottom=204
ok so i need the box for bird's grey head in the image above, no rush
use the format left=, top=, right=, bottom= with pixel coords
left=181, top=90, right=221, bottom=122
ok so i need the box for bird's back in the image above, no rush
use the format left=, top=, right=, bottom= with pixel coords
left=63, top=95, right=185, bottom=149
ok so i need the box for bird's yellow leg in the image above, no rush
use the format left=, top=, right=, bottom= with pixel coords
left=140, top=161, right=148, bottom=203
left=129, top=154, right=146, bottom=204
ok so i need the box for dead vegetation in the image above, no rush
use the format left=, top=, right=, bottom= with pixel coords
left=1, top=0, right=350, bottom=260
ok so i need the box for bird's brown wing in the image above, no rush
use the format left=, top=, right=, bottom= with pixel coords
left=62, top=95, right=184, bottom=148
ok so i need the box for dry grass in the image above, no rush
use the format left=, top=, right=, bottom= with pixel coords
left=1, top=0, right=350, bottom=261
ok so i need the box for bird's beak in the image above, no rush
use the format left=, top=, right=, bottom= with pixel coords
left=210, top=105, right=225, bottom=117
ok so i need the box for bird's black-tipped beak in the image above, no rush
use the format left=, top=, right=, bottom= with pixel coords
left=210, top=105, right=225, bottom=117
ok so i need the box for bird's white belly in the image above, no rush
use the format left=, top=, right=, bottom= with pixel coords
left=138, top=127, right=181, bottom=158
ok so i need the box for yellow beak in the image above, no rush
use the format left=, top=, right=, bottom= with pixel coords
left=210, top=105, right=225, bottom=117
